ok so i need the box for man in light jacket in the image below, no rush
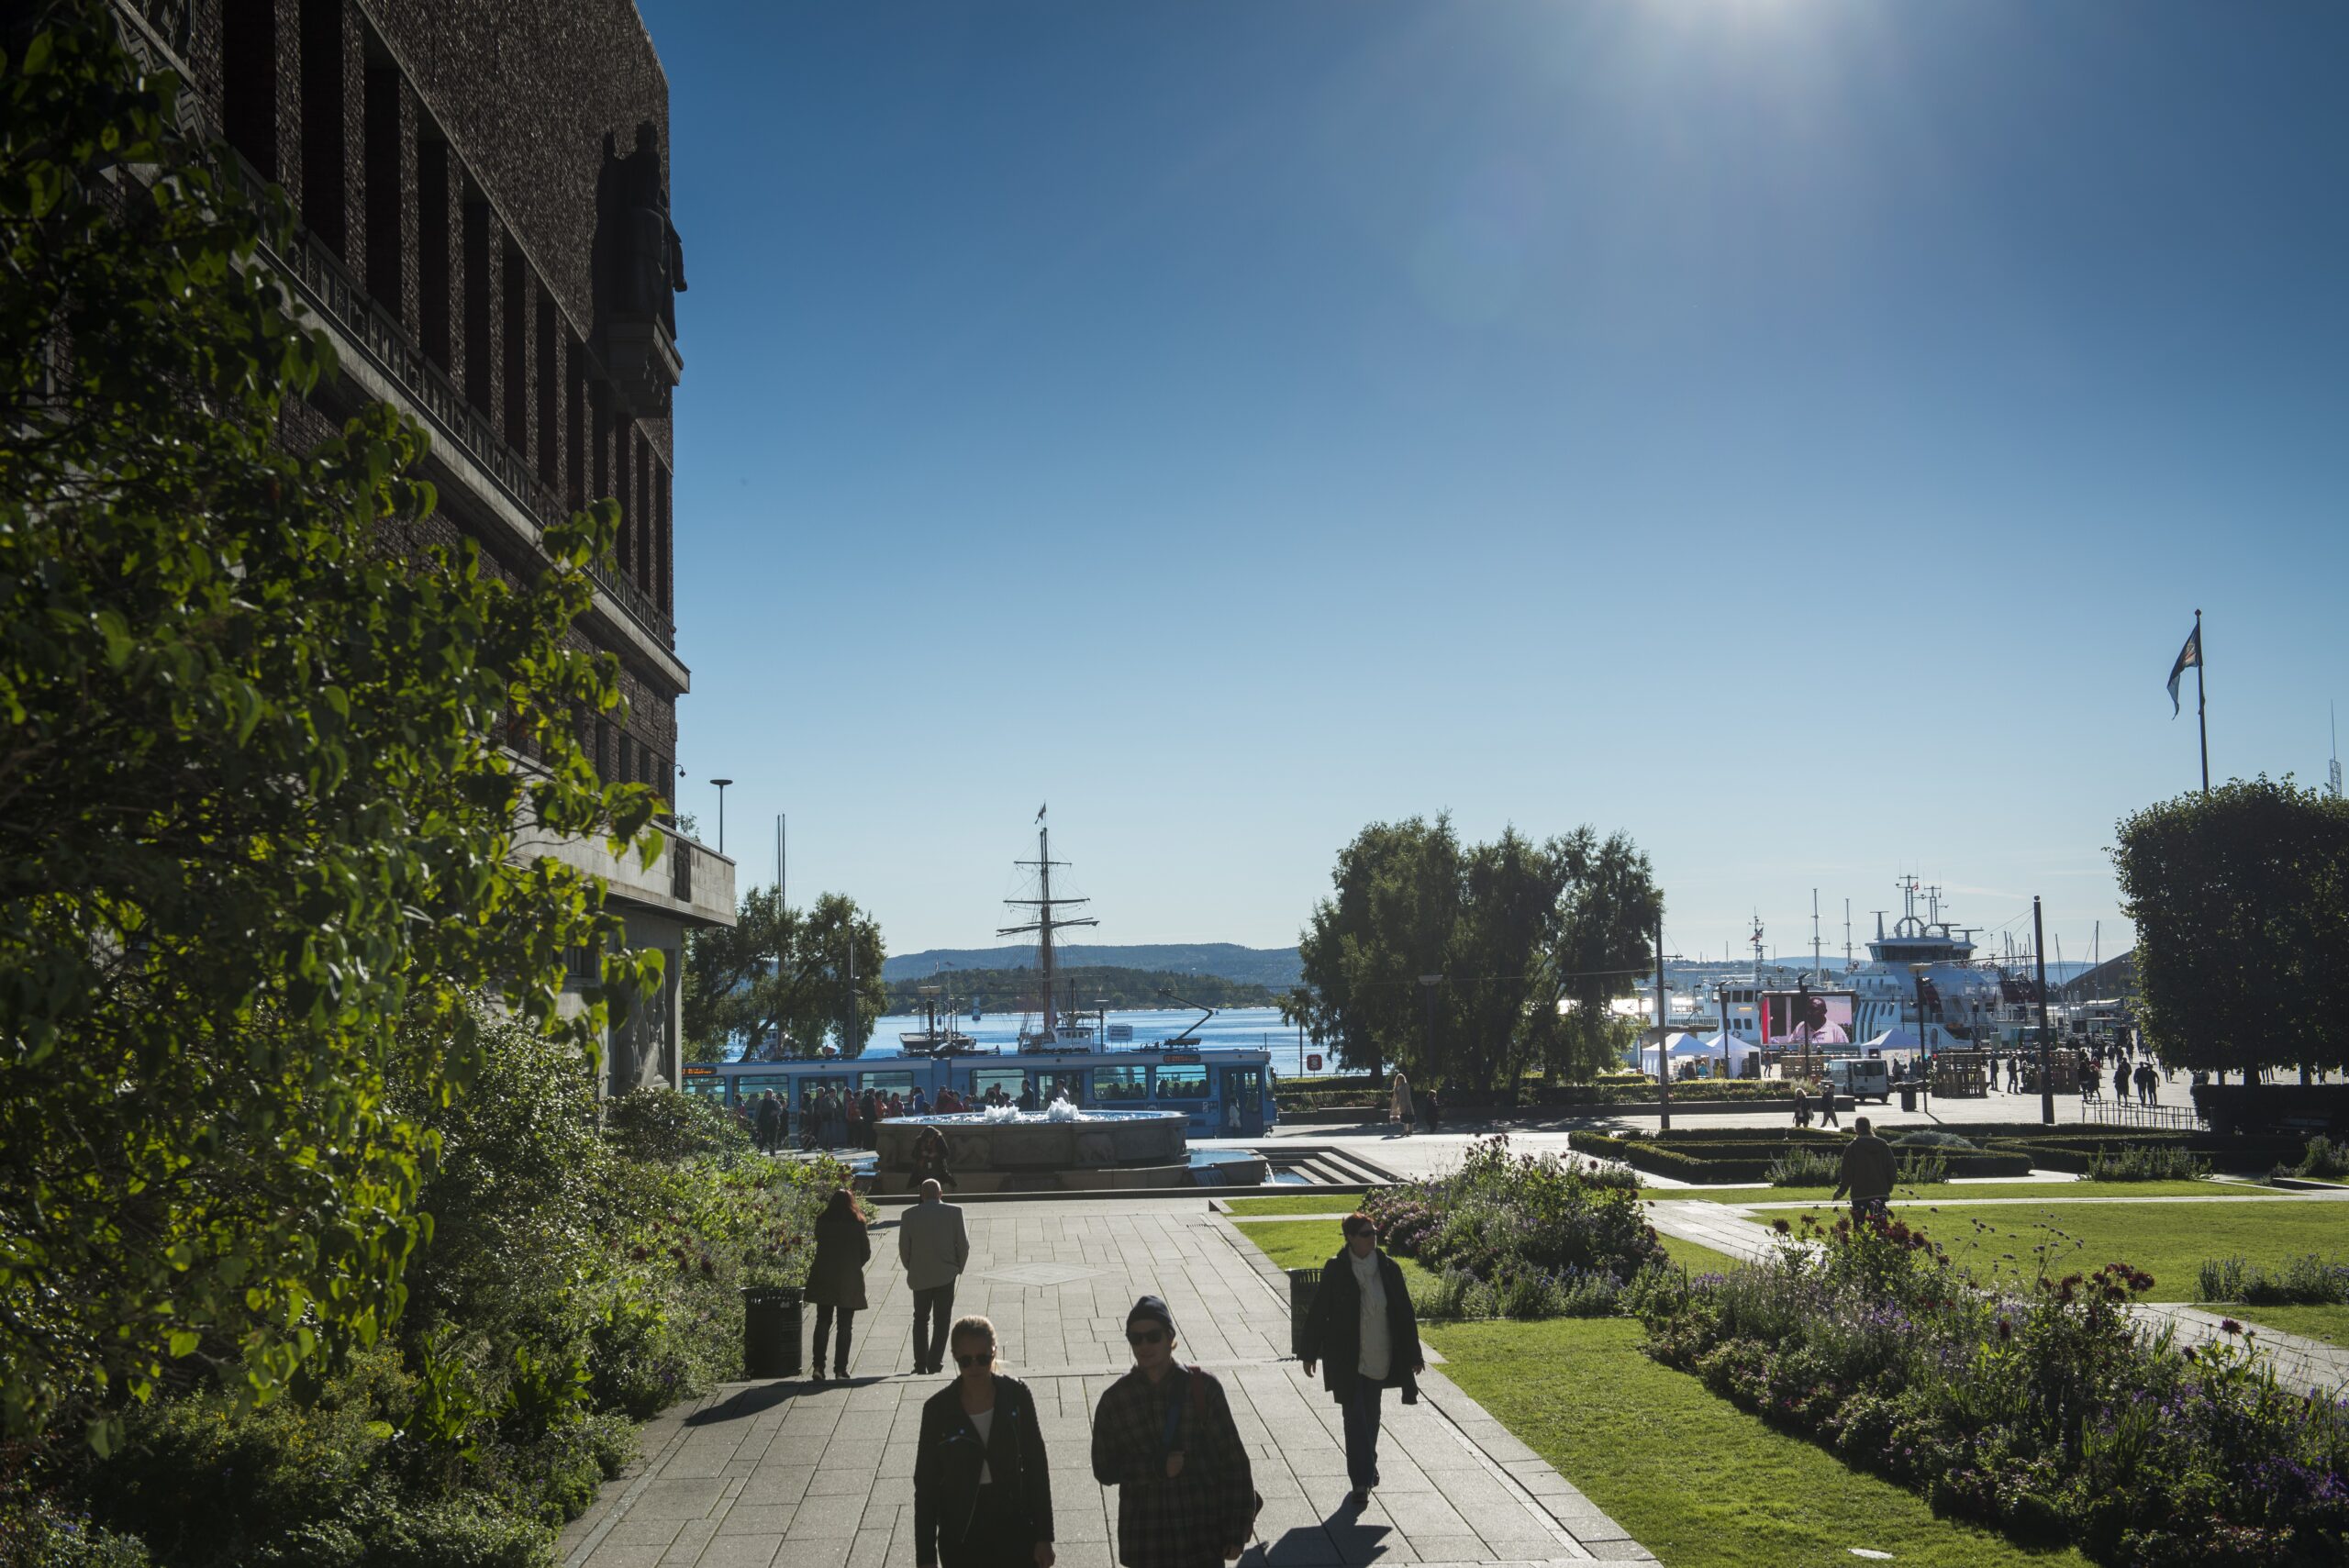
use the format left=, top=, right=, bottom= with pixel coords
left=899, top=1178, right=971, bottom=1374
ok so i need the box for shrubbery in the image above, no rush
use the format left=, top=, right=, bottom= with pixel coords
left=1363, top=1137, right=1662, bottom=1319
left=13, top=1010, right=840, bottom=1566
left=2083, top=1142, right=2211, bottom=1182
left=2198, top=1254, right=2349, bottom=1307
left=2277, top=1136, right=2349, bottom=1182
left=1640, top=1213, right=2349, bottom=1565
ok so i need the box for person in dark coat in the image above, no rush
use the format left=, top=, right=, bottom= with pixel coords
left=753, top=1090, right=781, bottom=1153
left=914, top=1316, right=1055, bottom=1568
left=909, top=1127, right=959, bottom=1194
left=1090, top=1296, right=1254, bottom=1568
left=806, top=1187, right=871, bottom=1381
left=1300, top=1214, right=1424, bottom=1505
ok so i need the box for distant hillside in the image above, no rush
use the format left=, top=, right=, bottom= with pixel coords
left=883, top=942, right=1301, bottom=988
left=884, top=965, right=1277, bottom=1015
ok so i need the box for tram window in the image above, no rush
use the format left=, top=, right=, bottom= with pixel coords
left=1152, top=1064, right=1207, bottom=1100
left=967, top=1068, right=1026, bottom=1103
left=858, top=1072, right=914, bottom=1095
left=679, top=1069, right=724, bottom=1102
left=733, top=1073, right=792, bottom=1108
left=1093, top=1066, right=1148, bottom=1102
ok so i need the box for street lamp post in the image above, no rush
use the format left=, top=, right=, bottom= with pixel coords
left=709, top=778, right=734, bottom=853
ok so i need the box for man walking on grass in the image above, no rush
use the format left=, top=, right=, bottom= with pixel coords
left=1831, top=1116, right=1898, bottom=1225
left=899, top=1178, right=970, bottom=1374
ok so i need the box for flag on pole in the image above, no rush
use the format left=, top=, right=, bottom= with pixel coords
left=1036, top=802, right=1046, bottom=822
left=2166, top=624, right=2201, bottom=717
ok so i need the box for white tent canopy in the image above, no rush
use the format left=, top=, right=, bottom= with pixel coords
left=1858, top=1028, right=1925, bottom=1055
left=1639, top=1031, right=1726, bottom=1072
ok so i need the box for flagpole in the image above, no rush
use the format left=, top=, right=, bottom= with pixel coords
left=2196, top=608, right=2209, bottom=796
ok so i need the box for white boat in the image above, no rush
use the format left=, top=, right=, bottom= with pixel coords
left=1845, top=878, right=2009, bottom=1050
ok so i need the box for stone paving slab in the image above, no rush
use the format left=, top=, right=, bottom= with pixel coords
left=560, top=1198, right=1649, bottom=1567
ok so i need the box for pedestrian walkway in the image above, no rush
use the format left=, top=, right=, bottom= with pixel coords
left=558, top=1197, right=1653, bottom=1568
left=1643, top=1198, right=2349, bottom=1396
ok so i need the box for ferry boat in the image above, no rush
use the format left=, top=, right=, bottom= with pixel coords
left=682, top=811, right=1278, bottom=1137
left=1845, top=877, right=2009, bottom=1050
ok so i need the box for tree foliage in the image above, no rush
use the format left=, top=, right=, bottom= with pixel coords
left=2114, top=776, right=2349, bottom=1079
left=683, top=886, right=886, bottom=1059
left=1295, top=816, right=1657, bottom=1091
left=0, top=8, right=660, bottom=1451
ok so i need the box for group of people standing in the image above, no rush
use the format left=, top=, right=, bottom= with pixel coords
left=1385, top=1070, right=1440, bottom=1137
left=799, top=1184, right=1425, bottom=1568
left=742, top=1083, right=1054, bottom=1156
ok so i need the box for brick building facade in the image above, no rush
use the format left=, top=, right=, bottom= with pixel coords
left=110, top=0, right=734, bottom=1090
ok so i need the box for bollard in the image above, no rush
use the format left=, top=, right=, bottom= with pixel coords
left=744, top=1285, right=802, bottom=1378
left=1287, top=1267, right=1320, bottom=1360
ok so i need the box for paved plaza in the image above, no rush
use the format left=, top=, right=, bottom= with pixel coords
left=559, top=1198, right=1653, bottom=1568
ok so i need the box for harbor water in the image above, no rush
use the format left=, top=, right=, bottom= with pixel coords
left=861, top=1004, right=1318, bottom=1079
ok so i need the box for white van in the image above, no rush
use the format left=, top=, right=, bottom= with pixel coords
left=1825, top=1057, right=1892, bottom=1105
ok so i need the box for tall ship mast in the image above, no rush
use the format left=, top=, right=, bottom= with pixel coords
left=996, top=806, right=1099, bottom=1046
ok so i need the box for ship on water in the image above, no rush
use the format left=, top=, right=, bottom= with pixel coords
left=1844, top=877, right=2019, bottom=1050
left=683, top=808, right=1278, bottom=1137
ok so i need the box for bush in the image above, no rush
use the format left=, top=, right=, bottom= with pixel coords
left=1364, top=1137, right=1663, bottom=1318
left=2278, top=1136, right=2349, bottom=1181
left=2199, top=1254, right=2349, bottom=1307
left=605, top=1089, right=751, bottom=1162
left=2083, top=1142, right=2211, bottom=1182
left=1766, top=1148, right=1840, bottom=1186
left=1641, top=1213, right=2349, bottom=1565
left=1898, top=1152, right=1950, bottom=1185
left=1894, top=1130, right=1978, bottom=1151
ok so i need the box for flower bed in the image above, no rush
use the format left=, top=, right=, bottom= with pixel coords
left=1360, top=1137, right=1665, bottom=1318
left=1638, top=1216, right=2349, bottom=1565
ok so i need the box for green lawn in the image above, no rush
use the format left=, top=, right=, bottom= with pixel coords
left=1656, top=1178, right=2275, bottom=1205
left=1426, top=1318, right=2089, bottom=1568
left=1224, top=1195, right=1373, bottom=1218
left=1749, top=1199, right=2349, bottom=1304
left=2222, top=1302, right=2349, bottom=1347
left=1237, top=1218, right=1742, bottom=1284
left=1234, top=1219, right=1433, bottom=1287
left=1657, top=1235, right=1743, bottom=1275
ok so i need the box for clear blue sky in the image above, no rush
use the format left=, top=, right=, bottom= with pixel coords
left=640, top=0, right=2346, bottom=969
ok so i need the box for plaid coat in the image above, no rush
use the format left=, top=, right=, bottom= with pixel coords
left=1090, top=1367, right=1255, bottom=1568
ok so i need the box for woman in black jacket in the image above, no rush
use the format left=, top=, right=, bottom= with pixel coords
left=806, top=1186, right=871, bottom=1382
left=1299, top=1213, right=1424, bottom=1506
left=914, top=1316, right=1055, bottom=1568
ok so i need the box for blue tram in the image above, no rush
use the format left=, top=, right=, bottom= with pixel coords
left=681, top=1042, right=1277, bottom=1138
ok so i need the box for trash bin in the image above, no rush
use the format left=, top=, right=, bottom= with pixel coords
left=744, top=1285, right=802, bottom=1378
left=1899, top=1085, right=1917, bottom=1114
left=1287, top=1267, right=1320, bottom=1360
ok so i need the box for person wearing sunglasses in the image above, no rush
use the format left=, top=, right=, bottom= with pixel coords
left=914, top=1316, right=1055, bottom=1568
left=1299, top=1214, right=1424, bottom=1507
left=1090, top=1296, right=1256, bottom=1568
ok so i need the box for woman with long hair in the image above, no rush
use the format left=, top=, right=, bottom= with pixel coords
left=806, top=1186, right=870, bottom=1382
left=909, top=1126, right=958, bottom=1194
left=914, top=1317, right=1055, bottom=1568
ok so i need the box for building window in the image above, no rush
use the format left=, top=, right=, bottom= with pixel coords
left=618, top=731, right=634, bottom=785
left=654, top=466, right=673, bottom=612
left=417, top=131, right=451, bottom=369
left=536, top=299, right=559, bottom=488
left=462, top=188, right=491, bottom=415
left=566, top=337, right=587, bottom=512
left=297, top=0, right=346, bottom=257
left=222, top=0, right=277, bottom=179
left=633, top=432, right=651, bottom=591
left=591, top=387, right=609, bottom=515
left=362, top=61, right=403, bottom=317
left=502, top=242, right=529, bottom=452
left=614, top=419, right=633, bottom=576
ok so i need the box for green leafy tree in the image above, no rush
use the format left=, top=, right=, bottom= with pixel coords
left=685, top=888, right=885, bottom=1059
left=1297, top=816, right=1465, bottom=1082
left=1449, top=828, right=1574, bottom=1090
left=1542, top=828, right=1660, bottom=1082
left=0, top=9, right=659, bottom=1451
left=2114, top=776, right=2349, bottom=1083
